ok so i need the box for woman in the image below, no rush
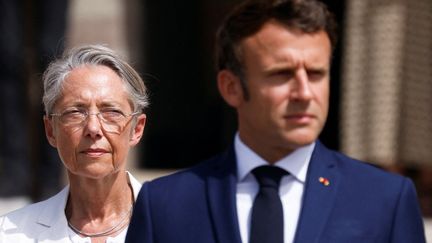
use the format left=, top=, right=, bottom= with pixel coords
left=0, top=44, right=148, bottom=243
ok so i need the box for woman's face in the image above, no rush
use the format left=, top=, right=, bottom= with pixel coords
left=44, top=65, right=146, bottom=179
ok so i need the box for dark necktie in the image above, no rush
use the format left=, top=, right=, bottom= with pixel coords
left=250, top=165, right=288, bottom=243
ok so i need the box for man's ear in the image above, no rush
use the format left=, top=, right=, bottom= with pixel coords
left=44, top=116, right=57, bottom=148
left=217, top=69, right=244, bottom=108
left=129, top=113, right=146, bottom=146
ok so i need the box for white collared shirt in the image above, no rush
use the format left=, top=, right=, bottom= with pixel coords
left=235, top=134, right=314, bottom=243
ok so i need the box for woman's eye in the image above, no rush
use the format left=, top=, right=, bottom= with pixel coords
left=102, top=110, right=124, bottom=118
left=63, top=110, right=83, bottom=116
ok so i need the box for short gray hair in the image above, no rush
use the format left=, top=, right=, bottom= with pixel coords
left=42, top=44, right=149, bottom=114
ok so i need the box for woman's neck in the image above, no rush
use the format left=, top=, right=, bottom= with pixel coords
left=65, top=171, right=133, bottom=240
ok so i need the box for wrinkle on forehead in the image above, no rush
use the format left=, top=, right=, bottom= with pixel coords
left=242, top=20, right=331, bottom=71
left=56, top=65, right=130, bottom=109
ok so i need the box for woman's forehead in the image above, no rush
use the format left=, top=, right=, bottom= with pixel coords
left=56, top=66, right=131, bottom=107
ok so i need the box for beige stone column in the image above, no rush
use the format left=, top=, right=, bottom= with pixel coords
left=341, top=0, right=432, bottom=168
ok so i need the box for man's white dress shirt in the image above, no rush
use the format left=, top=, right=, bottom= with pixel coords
left=235, top=134, right=314, bottom=243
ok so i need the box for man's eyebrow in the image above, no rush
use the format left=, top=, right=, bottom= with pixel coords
left=263, top=64, right=297, bottom=74
left=306, top=67, right=328, bottom=72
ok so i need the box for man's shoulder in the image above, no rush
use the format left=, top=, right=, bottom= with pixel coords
left=151, top=152, right=227, bottom=184
left=314, top=145, right=419, bottom=220
left=308, top=144, right=425, bottom=242
left=323, top=146, right=409, bottom=190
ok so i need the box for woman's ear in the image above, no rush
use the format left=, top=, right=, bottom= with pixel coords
left=44, top=116, right=57, bottom=148
left=129, top=113, right=146, bottom=146
left=217, top=69, right=244, bottom=108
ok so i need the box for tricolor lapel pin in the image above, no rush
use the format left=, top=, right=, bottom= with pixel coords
left=319, top=177, right=330, bottom=186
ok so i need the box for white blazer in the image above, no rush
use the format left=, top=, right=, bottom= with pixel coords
left=0, top=172, right=142, bottom=243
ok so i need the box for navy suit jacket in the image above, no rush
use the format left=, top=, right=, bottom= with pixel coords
left=126, top=141, right=426, bottom=243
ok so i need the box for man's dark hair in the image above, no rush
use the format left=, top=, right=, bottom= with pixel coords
left=215, top=0, right=338, bottom=99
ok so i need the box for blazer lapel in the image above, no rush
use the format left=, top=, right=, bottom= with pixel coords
left=294, top=141, right=341, bottom=243
left=206, top=147, right=242, bottom=243
left=37, top=186, right=71, bottom=243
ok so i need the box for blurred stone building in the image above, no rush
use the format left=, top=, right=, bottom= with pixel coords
left=341, top=0, right=432, bottom=214
left=341, top=0, right=432, bottom=169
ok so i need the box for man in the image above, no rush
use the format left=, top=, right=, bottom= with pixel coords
left=126, top=0, right=426, bottom=242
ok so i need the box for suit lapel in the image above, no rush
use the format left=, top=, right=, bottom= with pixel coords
left=206, top=147, right=242, bottom=243
left=294, top=141, right=341, bottom=243
left=38, top=221, right=70, bottom=243
left=37, top=186, right=71, bottom=243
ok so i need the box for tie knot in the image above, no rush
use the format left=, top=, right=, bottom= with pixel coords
left=252, top=166, right=288, bottom=189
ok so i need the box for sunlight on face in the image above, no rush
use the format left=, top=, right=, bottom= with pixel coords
left=45, top=65, right=144, bottom=179
left=237, top=20, right=331, bottom=162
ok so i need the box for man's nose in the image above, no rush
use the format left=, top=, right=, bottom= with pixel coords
left=290, top=69, right=313, bottom=100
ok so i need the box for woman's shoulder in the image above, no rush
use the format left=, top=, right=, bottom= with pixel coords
left=0, top=187, right=69, bottom=241
left=1, top=200, right=45, bottom=227
left=0, top=199, right=51, bottom=241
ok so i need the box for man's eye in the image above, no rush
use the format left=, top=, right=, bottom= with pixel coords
left=307, top=70, right=326, bottom=81
left=270, top=70, right=295, bottom=79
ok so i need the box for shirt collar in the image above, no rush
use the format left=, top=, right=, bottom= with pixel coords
left=234, top=133, right=315, bottom=184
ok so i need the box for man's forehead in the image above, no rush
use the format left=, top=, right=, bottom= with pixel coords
left=239, top=22, right=331, bottom=64
left=245, top=20, right=329, bottom=44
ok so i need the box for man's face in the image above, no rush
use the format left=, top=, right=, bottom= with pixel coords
left=222, top=20, right=331, bottom=162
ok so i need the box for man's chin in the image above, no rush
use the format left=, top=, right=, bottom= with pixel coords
left=281, top=131, right=319, bottom=148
